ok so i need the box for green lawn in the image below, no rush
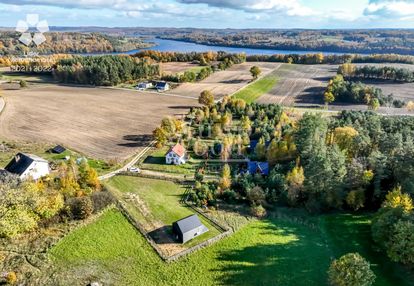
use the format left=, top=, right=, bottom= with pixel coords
left=0, top=141, right=120, bottom=175
left=322, top=214, right=414, bottom=286
left=233, top=75, right=278, bottom=103
left=105, top=176, right=221, bottom=246
left=48, top=208, right=414, bottom=286
left=49, top=209, right=329, bottom=286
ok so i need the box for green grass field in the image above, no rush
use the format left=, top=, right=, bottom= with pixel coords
left=233, top=75, right=278, bottom=103
left=0, top=141, right=120, bottom=175
left=105, top=176, right=221, bottom=246
left=48, top=207, right=414, bottom=286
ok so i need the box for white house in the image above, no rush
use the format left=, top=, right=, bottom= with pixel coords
left=4, top=153, right=50, bottom=180
left=136, top=82, right=153, bottom=90
left=156, top=81, right=170, bottom=92
left=166, top=143, right=186, bottom=165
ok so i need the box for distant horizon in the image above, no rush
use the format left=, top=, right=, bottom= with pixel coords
left=1, top=1, right=414, bottom=29
left=2, top=26, right=414, bottom=31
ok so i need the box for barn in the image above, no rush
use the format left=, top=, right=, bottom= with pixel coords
left=172, top=214, right=208, bottom=244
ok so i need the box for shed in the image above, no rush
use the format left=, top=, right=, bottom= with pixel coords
left=172, top=214, right=208, bottom=244
left=49, top=145, right=66, bottom=154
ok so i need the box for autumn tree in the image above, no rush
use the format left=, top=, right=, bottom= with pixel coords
left=286, top=164, right=305, bottom=206
left=254, top=137, right=267, bottom=161
left=199, top=90, right=215, bottom=107
left=382, top=186, right=413, bottom=213
left=250, top=66, right=261, bottom=80
left=219, top=164, right=232, bottom=190
left=333, top=126, right=359, bottom=153
left=324, top=91, right=335, bottom=105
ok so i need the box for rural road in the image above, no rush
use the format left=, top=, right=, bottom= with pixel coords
left=98, top=141, right=155, bottom=181
left=0, top=97, right=4, bottom=114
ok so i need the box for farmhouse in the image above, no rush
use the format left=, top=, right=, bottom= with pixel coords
left=155, top=81, right=170, bottom=92
left=4, top=153, right=50, bottom=180
left=136, top=82, right=153, bottom=90
left=166, top=143, right=186, bottom=165
left=248, top=161, right=269, bottom=176
left=172, top=214, right=208, bottom=244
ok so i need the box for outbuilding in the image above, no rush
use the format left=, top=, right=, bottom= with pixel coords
left=172, top=214, right=208, bottom=244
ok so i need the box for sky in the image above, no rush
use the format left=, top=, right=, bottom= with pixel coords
left=0, top=0, right=414, bottom=29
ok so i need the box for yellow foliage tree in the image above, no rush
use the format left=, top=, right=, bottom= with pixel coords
left=382, top=186, right=413, bottom=213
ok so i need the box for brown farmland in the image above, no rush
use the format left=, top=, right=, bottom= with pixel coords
left=256, top=63, right=414, bottom=107
left=0, top=85, right=197, bottom=160
left=257, top=64, right=337, bottom=106
left=160, top=62, right=201, bottom=75
left=172, top=62, right=282, bottom=99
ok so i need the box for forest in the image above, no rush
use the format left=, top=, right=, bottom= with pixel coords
left=53, top=55, right=160, bottom=86
left=157, top=29, right=414, bottom=55
left=0, top=32, right=152, bottom=55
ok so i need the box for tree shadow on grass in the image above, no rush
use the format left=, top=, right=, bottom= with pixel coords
left=214, top=220, right=330, bottom=286
left=118, top=134, right=153, bottom=148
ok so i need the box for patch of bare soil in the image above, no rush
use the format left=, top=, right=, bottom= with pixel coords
left=0, top=85, right=197, bottom=160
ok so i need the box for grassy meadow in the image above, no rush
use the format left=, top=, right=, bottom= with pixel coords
left=233, top=75, right=278, bottom=103
left=48, top=204, right=414, bottom=286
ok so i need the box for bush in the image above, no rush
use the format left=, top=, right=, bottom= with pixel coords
left=5, top=272, right=17, bottom=285
left=250, top=204, right=267, bottom=218
left=387, top=219, right=414, bottom=265
left=221, top=189, right=237, bottom=203
left=69, top=196, right=94, bottom=220
left=328, top=253, right=375, bottom=286
left=90, top=190, right=115, bottom=212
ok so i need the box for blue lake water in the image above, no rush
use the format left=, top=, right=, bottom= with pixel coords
left=123, top=38, right=350, bottom=56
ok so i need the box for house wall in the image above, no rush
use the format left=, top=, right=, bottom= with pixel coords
left=21, top=161, right=50, bottom=180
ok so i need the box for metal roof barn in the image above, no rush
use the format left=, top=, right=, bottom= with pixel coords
left=172, top=214, right=208, bottom=244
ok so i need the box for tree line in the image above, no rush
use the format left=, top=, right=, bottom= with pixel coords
left=53, top=55, right=160, bottom=86
left=0, top=32, right=151, bottom=55
left=339, top=63, right=414, bottom=83
left=246, top=53, right=414, bottom=65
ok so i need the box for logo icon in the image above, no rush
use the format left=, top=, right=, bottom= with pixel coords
left=16, top=14, right=49, bottom=46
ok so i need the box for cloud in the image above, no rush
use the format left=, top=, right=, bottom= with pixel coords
left=0, top=0, right=129, bottom=9
left=364, top=0, right=414, bottom=17
left=177, top=0, right=315, bottom=16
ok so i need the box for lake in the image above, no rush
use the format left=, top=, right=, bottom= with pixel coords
left=123, top=38, right=351, bottom=56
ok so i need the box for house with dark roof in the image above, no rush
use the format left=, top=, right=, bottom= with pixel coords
left=248, top=161, right=270, bottom=176
left=172, top=214, right=208, bottom=244
left=155, top=81, right=170, bottom=92
left=166, top=143, right=186, bottom=165
left=4, top=153, right=50, bottom=180
left=136, top=81, right=153, bottom=90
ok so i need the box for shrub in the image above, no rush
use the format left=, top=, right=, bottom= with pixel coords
left=19, top=80, right=27, bottom=88
left=328, top=253, right=375, bottom=286
left=247, top=186, right=266, bottom=206
left=90, top=190, right=115, bottom=212
left=371, top=207, right=404, bottom=248
left=5, top=272, right=17, bottom=285
left=250, top=204, right=267, bottom=218
left=346, top=189, right=365, bottom=211
left=387, top=219, right=414, bottom=265
left=69, top=196, right=94, bottom=220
